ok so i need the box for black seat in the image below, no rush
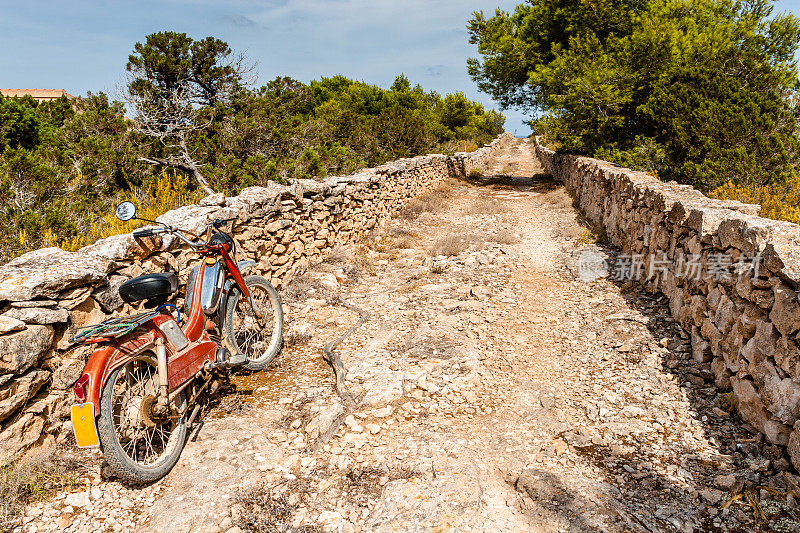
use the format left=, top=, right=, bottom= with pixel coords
left=119, top=272, right=179, bottom=307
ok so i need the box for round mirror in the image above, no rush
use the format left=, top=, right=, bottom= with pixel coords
left=115, top=201, right=137, bottom=221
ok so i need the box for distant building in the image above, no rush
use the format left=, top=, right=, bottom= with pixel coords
left=0, top=89, right=75, bottom=102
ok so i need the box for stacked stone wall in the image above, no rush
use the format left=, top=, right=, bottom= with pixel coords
left=534, top=137, right=800, bottom=469
left=0, top=133, right=514, bottom=461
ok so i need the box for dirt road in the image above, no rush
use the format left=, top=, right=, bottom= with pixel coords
left=20, top=139, right=800, bottom=532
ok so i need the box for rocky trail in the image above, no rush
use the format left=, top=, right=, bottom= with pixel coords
left=19, top=139, right=800, bottom=532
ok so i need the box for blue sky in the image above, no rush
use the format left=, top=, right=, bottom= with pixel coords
left=0, top=0, right=528, bottom=134
left=1, top=0, right=799, bottom=137
left=777, top=0, right=800, bottom=16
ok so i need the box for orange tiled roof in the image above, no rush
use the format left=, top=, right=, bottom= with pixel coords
left=0, top=89, right=75, bottom=100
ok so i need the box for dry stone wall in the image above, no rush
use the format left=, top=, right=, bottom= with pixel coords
left=0, top=133, right=513, bottom=463
left=534, top=137, right=800, bottom=469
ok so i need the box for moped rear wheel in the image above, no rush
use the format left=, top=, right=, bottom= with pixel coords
left=224, top=275, right=284, bottom=371
left=97, top=355, right=187, bottom=484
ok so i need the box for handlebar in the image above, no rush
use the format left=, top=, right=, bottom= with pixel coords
left=212, top=217, right=237, bottom=229
left=132, top=228, right=156, bottom=238
left=131, top=217, right=236, bottom=249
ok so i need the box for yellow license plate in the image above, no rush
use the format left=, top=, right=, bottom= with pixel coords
left=71, top=403, right=99, bottom=448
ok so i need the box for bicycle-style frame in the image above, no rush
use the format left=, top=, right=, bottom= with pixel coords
left=72, top=238, right=250, bottom=417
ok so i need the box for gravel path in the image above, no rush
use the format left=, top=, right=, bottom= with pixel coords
left=19, top=139, right=800, bottom=533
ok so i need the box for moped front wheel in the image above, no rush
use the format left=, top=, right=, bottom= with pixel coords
left=224, top=275, right=284, bottom=371
left=97, top=355, right=188, bottom=484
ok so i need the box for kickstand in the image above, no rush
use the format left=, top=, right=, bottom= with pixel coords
left=190, top=419, right=205, bottom=442
left=189, top=407, right=206, bottom=442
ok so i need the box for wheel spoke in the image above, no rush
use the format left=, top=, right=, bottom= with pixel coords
left=124, top=427, right=141, bottom=457
left=156, top=424, right=168, bottom=447
left=110, top=358, right=182, bottom=467
left=232, top=286, right=276, bottom=360
left=143, top=427, right=155, bottom=463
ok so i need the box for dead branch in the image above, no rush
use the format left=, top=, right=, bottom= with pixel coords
left=125, top=81, right=215, bottom=195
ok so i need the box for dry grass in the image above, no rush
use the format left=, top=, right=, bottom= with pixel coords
left=539, top=188, right=573, bottom=208
left=234, top=487, right=294, bottom=532
left=232, top=463, right=420, bottom=532
left=233, top=477, right=323, bottom=533
left=490, top=228, right=520, bottom=244
left=213, top=388, right=254, bottom=418
left=500, top=163, right=517, bottom=176
left=718, top=392, right=739, bottom=416
left=429, top=262, right=448, bottom=274
left=281, top=273, right=327, bottom=304
left=387, top=227, right=417, bottom=250
left=572, top=225, right=607, bottom=245
left=285, top=328, right=313, bottom=348
left=462, top=197, right=509, bottom=216
left=373, top=227, right=418, bottom=254
left=321, top=245, right=368, bottom=281
left=344, top=466, right=387, bottom=501
left=1, top=446, right=85, bottom=529
left=343, top=465, right=417, bottom=502
left=401, top=181, right=456, bottom=219
left=349, top=246, right=377, bottom=276
left=429, top=233, right=484, bottom=257
left=277, top=394, right=316, bottom=433
left=322, top=245, right=349, bottom=265
left=576, top=229, right=598, bottom=245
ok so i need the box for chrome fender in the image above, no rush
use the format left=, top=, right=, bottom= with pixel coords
left=219, top=260, right=256, bottom=320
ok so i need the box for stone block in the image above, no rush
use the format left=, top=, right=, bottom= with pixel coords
left=691, top=326, right=712, bottom=362
left=68, top=298, right=106, bottom=330
left=774, top=335, right=800, bottom=378
left=0, top=325, right=53, bottom=374
left=3, top=306, right=68, bottom=325
left=731, top=376, right=769, bottom=433
left=718, top=214, right=778, bottom=256
left=713, top=295, right=737, bottom=335
left=770, top=282, right=800, bottom=336
left=0, top=412, right=46, bottom=464
left=51, top=345, right=92, bottom=390
left=740, top=320, right=778, bottom=364
left=0, top=315, right=25, bottom=334
left=759, top=362, right=800, bottom=425
left=0, top=369, right=49, bottom=422
left=764, top=418, right=793, bottom=446
left=0, top=248, right=112, bottom=302
left=686, top=207, right=732, bottom=237
left=736, top=306, right=762, bottom=338
left=711, top=357, right=732, bottom=390
left=790, top=428, right=800, bottom=472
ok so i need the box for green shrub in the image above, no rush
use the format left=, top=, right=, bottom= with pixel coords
left=0, top=66, right=504, bottom=263
left=469, top=0, right=800, bottom=191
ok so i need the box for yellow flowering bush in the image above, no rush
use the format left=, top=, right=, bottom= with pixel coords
left=42, top=170, right=204, bottom=252
left=710, top=175, right=800, bottom=225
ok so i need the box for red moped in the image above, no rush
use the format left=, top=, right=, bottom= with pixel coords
left=69, top=201, right=284, bottom=483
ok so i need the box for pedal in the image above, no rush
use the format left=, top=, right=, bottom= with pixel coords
left=227, top=353, right=247, bottom=366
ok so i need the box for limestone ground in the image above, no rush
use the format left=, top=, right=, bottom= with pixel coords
left=19, top=139, right=800, bottom=532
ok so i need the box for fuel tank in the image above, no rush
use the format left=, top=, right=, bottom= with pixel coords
left=186, top=260, right=224, bottom=316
